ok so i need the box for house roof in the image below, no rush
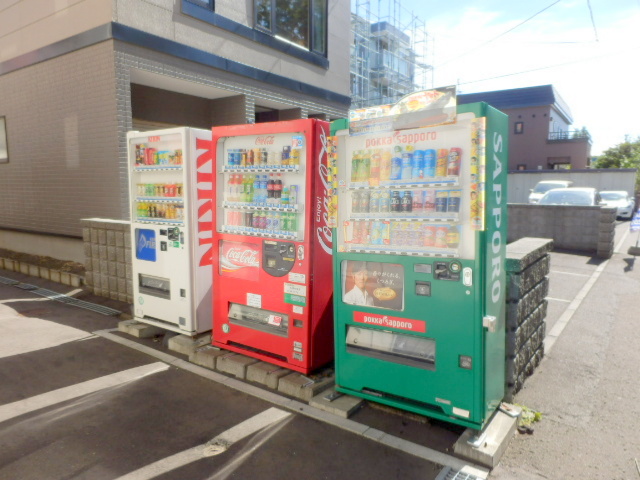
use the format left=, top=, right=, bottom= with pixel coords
left=457, top=85, right=573, bottom=124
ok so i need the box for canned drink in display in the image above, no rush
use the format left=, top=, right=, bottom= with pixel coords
left=359, top=191, right=370, bottom=214
left=282, top=146, right=291, bottom=165
left=370, top=191, right=380, bottom=214
left=412, top=190, right=423, bottom=213
left=447, top=148, right=462, bottom=176
left=435, top=226, right=449, bottom=248
left=411, top=150, right=425, bottom=179
left=436, top=149, right=448, bottom=177
left=435, top=190, right=449, bottom=212
left=447, top=190, right=461, bottom=213
left=423, top=224, right=436, bottom=247
left=390, top=190, right=402, bottom=212
left=446, top=225, right=460, bottom=249
left=424, top=189, right=436, bottom=212
left=424, top=149, right=436, bottom=177
left=379, top=190, right=391, bottom=213
left=390, top=154, right=402, bottom=181
left=259, top=211, right=267, bottom=230
left=261, top=149, right=268, bottom=165
left=401, top=191, right=413, bottom=212
left=371, top=221, right=382, bottom=245
left=351, top=191, right=360, bottom=214
left=381, top=221, right=391, bottom=245
left=401, top=152, right=412, bottom=180
left=291, top=148, right=300, bottom=165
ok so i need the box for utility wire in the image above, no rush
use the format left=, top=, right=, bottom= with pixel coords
left=586, top=0, right=599, bottom=42
left=435, top=0, right=563, bottom=68
left=455, top=44, right=636, bottom=86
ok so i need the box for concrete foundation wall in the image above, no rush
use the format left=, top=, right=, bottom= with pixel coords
left=508, top=204, right=616, bottom=258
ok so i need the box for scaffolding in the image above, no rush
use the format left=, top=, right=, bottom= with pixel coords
left=351, top=0, right=433, bottom=110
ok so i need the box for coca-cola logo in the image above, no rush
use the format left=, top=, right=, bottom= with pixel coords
left=255, top=136, right=275, bottom=145
left=225, top=248, right=259, bottom=267
left=315, top=126, right=333, bottom=256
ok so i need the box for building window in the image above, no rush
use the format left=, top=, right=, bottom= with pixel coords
left=517, top=164, right=526, bottom=171
left=514, top=122, right=524, bottom=134
left=0, top=117, right=8, bottom=164
left=186, top=0, right=213, bottom=9
left=256, top=0, right=327, bottom=55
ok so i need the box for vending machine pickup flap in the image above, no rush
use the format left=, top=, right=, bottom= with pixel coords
left=346, top=326, right=435, bottom=370
left=138, top=274, right=170, bottom=300
left=228, top=303, right=289, bottom=337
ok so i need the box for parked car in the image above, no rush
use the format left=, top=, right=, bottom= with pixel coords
left=528, top=180, right=574, bottom=204
left=537, top=187, right=602, bottom=206
left=599, top=190, right=636, bottom=219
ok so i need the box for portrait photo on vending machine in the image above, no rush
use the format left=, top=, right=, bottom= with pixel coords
left=341, top=260, right=404, bottom=311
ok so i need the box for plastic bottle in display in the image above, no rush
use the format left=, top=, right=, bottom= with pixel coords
left=281, top=187, right=289, bottom=206
left=359, top=150, right=371, bottom=184
left=380, top=150, right=392, bottom=182
left=272, top=211, right=281, bottom=232
left=253, top=175, right=261, bottom=204
left=411, top=150, right=425, bottom=179
left=274, top=174, right=283, bottom=204
left=401, top=152, right=412, bottom=180
left=351, top=191, right=360, bottom=214
left=289, top=212, right=297, bottom=233
left=369, top=149, right=381, bottom=186
left=390, top=151, right=402, bottom=181
left=424, top=189, right=436, bottom=212
left=289, top=185, right=298, bottom=205
left=260, top=175, right=268, bottom=204
left=351, top=151, right=360, bottom=183
left=424, top=149, right=436, bottom=177
left=267, top=174, right=275, bottom=205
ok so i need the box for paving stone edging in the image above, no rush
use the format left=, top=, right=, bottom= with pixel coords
left=0, top=258, right=82, bottom=287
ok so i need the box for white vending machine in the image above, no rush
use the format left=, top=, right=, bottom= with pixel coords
left=127, top=128, right=214, bottom=335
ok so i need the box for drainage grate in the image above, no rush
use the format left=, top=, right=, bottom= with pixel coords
left=0, top=276, right=121, bottom=316
left=435, top=467, right=484, bottom=480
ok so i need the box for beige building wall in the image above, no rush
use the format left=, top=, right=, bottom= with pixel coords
left=0, top=0, right=113, bottom=64
left=0, top=41, right=121, bottom=237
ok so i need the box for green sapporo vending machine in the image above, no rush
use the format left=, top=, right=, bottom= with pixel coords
left=331, top=98, right=507, bottom=429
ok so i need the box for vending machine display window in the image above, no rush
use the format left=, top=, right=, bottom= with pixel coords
left=341, top=260, right=404, bottom=311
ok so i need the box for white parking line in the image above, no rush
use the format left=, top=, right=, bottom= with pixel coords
left=549, top=270, right=591, bottom=277
left=0, top=362, right=169, bottom=424
left=546, top=297, right=571, bottom=303
left=117, top=408, right=292, bottom=480
left=545, top=228, right=631, bottom=353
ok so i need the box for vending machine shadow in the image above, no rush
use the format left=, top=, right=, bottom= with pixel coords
left=332, top=102, right=508, bottom=430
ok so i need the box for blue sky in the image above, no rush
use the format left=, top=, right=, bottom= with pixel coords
left=353, top=0, right=640, bottom=155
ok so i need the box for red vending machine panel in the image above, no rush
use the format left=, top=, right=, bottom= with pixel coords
left=211, top=120, right=333, bottom=373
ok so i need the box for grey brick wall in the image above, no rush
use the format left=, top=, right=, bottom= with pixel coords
left=504, top=237, right=554, bottom=400
left=508, top=204, right=616, bottom=258
left=0, top=42, right=122, bottom=237
left=82, top=218, right=132, bottom=303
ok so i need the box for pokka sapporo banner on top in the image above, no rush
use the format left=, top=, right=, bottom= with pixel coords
left=348, top=86, right=457, bottom=137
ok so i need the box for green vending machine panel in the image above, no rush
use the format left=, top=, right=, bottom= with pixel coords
left=332, top=101, right=507, bottom=429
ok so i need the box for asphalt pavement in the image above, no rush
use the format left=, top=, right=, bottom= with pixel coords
left=0, top=220, right=638, bottom=479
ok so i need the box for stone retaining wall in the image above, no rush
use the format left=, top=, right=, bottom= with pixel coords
left=81, top=218, right=132, bottom=303
left=504, top=237, right=553, bottom=401
left=508, top=204, right=615, bottom=258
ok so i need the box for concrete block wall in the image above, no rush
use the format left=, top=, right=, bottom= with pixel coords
left=504, top=237, right=554, bottom=400
left=507, top=205, right=616, bottom=258
left=82, top=218, right=132, bottom=303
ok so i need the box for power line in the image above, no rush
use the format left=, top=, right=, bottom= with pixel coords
left=435, top=0, right=563, bottom=68
left=586, top=0, right=599, bottom=42
left=456, top=44, right=637, bottom=86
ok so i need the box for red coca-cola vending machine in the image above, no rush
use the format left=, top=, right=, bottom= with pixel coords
left=211, top=119, right=334, bottom=373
